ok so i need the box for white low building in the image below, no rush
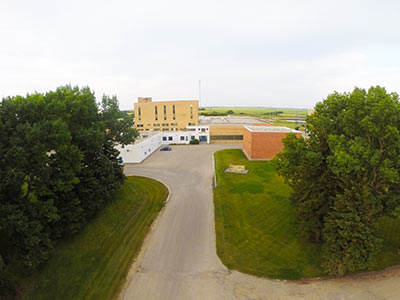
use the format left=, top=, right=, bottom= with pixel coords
left=161, top=126, right=210, bottom=145
left=117, top=126, right=210, bottom=163
left=116, top=132, right=162, bottom=163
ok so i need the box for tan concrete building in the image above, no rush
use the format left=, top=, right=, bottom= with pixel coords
left=134, top=97, right=198, bottom=131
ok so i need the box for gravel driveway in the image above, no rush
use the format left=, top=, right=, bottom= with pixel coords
left=120, top=144, right=400, bottom=300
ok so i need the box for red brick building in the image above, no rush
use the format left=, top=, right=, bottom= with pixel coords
left=242, top=126, right=302, bottom=160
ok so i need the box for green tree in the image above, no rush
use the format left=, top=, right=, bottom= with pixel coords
left=0, top=85, right=138, bottom=270
left=274, top=86, right=400, bottom=275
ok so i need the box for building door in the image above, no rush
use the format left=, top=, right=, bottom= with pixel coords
left=200, top=136, right=207, bottom=142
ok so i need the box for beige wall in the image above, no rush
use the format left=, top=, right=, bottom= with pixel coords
left=134, top=99, right=198, bottom=131
left=209, top=125, right=244, bottom=144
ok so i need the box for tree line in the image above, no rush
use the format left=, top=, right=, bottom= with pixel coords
left=0, top=86, right=137, bottom=283
left=274, top=86, right=400, bottom=275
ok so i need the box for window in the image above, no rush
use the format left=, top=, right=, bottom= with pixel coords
left=180, top=136, right=185, bottom=141
left=190, top=104, right=193, bottom=114
left=201, top=128, right=206, bottom=132
left=173, top=116, right=175, bottom=120
left=162, top=123, right=169, bottom=126
left=164, top=105, right=166, bottom=114
left=168, top=136, right=173, bottom=141
left=155, top=106, right=158, bottom=114
left=163, top=136, right=167, bottom=141
left=138, top=107, right=141, bottom=116
left=162, top=128, right=169, bottom=131
left=137, top=124, right=144, bottom=127
left=171, top=123, right=177, bottom=126
left=191, top=136, right=195, bottom=140
left=173, top=105, right=175, bottom=114
left=154, top=128, right=160, bottom=131
left=185, top=136, right=188, bottom=141
left=153, top=124, right=160, bottom=127
left=210, top=135, right=243, bottom=141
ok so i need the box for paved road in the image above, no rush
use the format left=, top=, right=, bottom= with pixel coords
left=120, top=144, right=400, bottom=300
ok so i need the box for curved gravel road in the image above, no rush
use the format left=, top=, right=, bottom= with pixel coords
left=120, top=144, right=400, bottom=300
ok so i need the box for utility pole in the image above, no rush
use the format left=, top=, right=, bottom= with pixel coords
left=199, top=80, right=201, bottom=108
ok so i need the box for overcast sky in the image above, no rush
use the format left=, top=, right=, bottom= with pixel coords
left=1, top=0, right=400, bottom=110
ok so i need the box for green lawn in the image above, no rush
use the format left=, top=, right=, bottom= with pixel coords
left=19, top=176, right=168, bottom=300
left=213, top=149, right=400, bottom=280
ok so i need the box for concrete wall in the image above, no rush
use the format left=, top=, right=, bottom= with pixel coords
left=134, top=99, right=199, bottom=131
left=243, top=128, right=302, bottom=160
left=116, top=132, right=162, bottom=163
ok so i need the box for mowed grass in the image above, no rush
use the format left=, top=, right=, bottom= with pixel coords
left=213, top=149, right=400, bottom=280
left=20, top=176, right=168, bottom=300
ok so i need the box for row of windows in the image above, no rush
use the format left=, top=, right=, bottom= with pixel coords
left=151, top=123, right=179, bottom=127
left=137, top=123, right=193, bottom=128
left=155, top=105, right=176, bottom=115
left=210, top=135, right=243, bottom=141
left=138, top=104, right=195, bottom=117
left=162, top=136, right=194, bottom=142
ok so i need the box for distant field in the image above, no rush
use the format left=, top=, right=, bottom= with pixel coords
left=202, top=107, right=308, bottom=129
left=18, top=176, right=168, bottom=300
left=213, top=149, right=400, bottom=280
left=202, top=107, right=307, bottom=115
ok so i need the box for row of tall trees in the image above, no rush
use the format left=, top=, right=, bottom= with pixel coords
left=0, top=86, right=137, bottom=272
left=275, top=86, right=400, bottom=275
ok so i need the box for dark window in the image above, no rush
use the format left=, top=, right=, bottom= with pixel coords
left=180, top=136, right=185, bottom=141
left=162, top=123, right=169, bottom=126
left=155, top=106, right=158, bottom=114
left=164, top=105, right=166, bottom=114
left=173, top=105, right=175, bottom=114
left=191, top=136, right=195, bottom=140
left=153, top=124, right=160, bottom=126
left=163, top=136, right=167, bottom=141
left=210, top=135, right=243, bottom=141
left=138, top=107, right=141, bottom=116
left=137, top=124, right=144, bottom=127
left=168, top=136, right=173, bottom=141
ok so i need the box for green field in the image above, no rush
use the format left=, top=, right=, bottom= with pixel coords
left=213, top=149, right=400, bottom=280
left=17, top=176, right=168, bottom=300
left=202, top=107, right=308, bottom=129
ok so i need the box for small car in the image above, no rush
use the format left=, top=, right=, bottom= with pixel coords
left=160, top=146, right=172, bottom=151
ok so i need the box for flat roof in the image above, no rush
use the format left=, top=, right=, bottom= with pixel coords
left=199, top=116, right=270, bottom=125
left=244, top=125, right=301, bottom=133
left=137, top=99, right=198, bottom=104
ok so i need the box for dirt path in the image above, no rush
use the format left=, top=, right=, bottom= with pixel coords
left=120, top=144, right=400, bottom=300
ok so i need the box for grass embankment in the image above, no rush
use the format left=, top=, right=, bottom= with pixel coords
left=213, top=149, right=400, bottom=280
left=201, top=107, right=308, bottom=129
left=19, top=176, right=168, bottom=300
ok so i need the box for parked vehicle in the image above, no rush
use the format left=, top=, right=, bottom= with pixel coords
left=160, top=146, right=172, bottom=151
